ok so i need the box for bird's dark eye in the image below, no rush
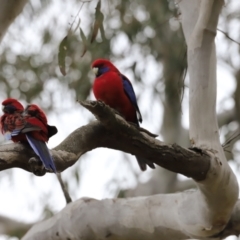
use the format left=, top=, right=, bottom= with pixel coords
left=97, top=66, right=109, bottom=77
left=3, top=105, right=17, bottom=114
left=28, top=110, right=37, bottom=116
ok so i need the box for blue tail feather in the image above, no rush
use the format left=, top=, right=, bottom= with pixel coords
left=26, top=134, right=57, bottom=173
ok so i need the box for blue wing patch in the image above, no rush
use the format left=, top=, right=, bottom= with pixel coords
left=26, top=134, right=57, bottom=173
left=121, top=74, right=142, bottom=123
left=11, top=124, right=41, bottom=136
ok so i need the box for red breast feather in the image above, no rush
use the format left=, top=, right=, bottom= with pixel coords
left=93, top=71, right=138, bottom=123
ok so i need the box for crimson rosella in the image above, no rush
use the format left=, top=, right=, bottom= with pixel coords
left=0, top=98, right=25, bottom=142
left=24, top=104, right=58, bottom=139
left=1, top=99, right=57, bottom=173
left=92, top=59, right=155, bottom=171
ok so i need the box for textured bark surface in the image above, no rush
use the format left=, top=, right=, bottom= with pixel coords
left=2, top=199, right=240, bottom=239
left=0, top=101, right=210, bottom=180
left=22, top=195, right=240, bottom=240
left=0, top=0, right=239, bottom=239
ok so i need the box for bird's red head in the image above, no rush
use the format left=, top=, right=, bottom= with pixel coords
left=92, top=59, right=119, bottom=77
left=24, top=104, right=48, bottom=124
left=2, top=98, right=24, bottom=114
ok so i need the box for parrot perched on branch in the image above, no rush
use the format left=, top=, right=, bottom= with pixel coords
left=92, top=58, right=155, bottom=171
left=24, top=104, right=58, bottom=140
left=0, top=99, right=57, bottom=173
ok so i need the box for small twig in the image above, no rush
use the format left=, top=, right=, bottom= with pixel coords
left=68, top=0, right=91, bottom=34
left=217, top=28, right=240, bottom=46
left=222, top=132, right=240, bottom=149
left=56, top=173, right=72, bottom=204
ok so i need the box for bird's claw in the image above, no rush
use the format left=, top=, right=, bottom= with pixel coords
left=28, top=157, right=46, bottom=176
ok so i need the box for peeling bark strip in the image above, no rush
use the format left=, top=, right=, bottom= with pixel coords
left=0, top=100, right=210, bottom=180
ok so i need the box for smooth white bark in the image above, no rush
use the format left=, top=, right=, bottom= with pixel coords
left=21, top=1, right=239, bottom=239
left=181, top=0, right=238, bottom=230
left=181, top=0, right=220, bottom=148
left=21, top=192, right=220, bottom=240
left=179, top=0, right=238, bottom=236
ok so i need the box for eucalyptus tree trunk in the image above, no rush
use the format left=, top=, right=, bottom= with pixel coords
left=21, top=1, right=239, bottom=239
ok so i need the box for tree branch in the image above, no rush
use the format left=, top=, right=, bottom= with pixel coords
left=179, top=0, right=238, bottom=237
left=56, top=173, right=72, bottom=204
left=21, top=195, right=240, bottom=240
left=0, top=1, right=238, bottom=239
left=2, top=198, right=240, bottom=240
left=215, top=200, right=240, bottom=238
left=0, top=215, right=33, bottom=238
left=0, top=100, right=210, bottom=181
left=0, top=0, right=29, bottom=41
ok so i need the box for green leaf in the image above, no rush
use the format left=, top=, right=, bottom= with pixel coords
left=80, top=28, right=88, bottom=57
left=90, top=0, right=104, bottom=43
left=58, top=36, right=68, bottom=76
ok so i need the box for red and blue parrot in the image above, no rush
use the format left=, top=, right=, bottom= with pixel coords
left=0, top=98, right=57, bottom=173
left=92, top=59, right=155, bottom=171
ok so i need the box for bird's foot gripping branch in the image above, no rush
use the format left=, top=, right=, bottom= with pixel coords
left=28, top=157, right=47, bottom=176
left=0, top=99, right=58, bottom=173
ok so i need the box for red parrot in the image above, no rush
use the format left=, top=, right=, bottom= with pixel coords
left=24, top=104, right=58, bottom=139
left=0, top=98, right=25, bottom=142
left=0, top=99, right=57, bottom=173
left=92, top=58, right=155, bottom=171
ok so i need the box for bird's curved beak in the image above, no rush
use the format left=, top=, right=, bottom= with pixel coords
left=92, top=67, right=99, bottom=76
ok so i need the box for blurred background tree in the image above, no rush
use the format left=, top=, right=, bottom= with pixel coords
left=0, top=0, right=239, bottom=239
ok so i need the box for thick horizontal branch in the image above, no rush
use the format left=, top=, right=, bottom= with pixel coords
left=0, top=101, right=210, bottom=180
left=22, top=195, right=240, bottom=240
left=0, top=215, right=33, bottom=238
left=212, top=199, right=240, bottom=238
left=1, top=197, right=239, bottom=240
